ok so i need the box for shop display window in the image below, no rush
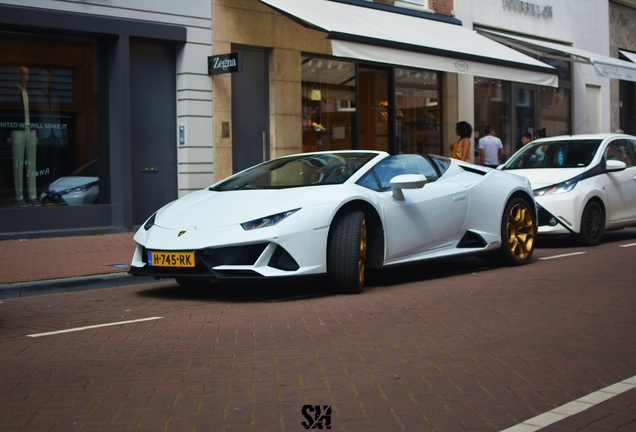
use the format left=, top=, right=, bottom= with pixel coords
left=301, top=57, right=356, bottom=152
left=301, top=57, right=441, bottom=155
left=0, top=33, right=100, bottom=208
left=395, top=68, right=440, bottom=155
left=474, top=78, right=512, bottom=158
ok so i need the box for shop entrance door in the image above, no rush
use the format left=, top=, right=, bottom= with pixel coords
left=513, top=85, right=536, bottom=153
left=619, top=80, right=635, bottom=135
left=130, top=40, right=178, bottom=225
left=231, top=45, right=269, bottom=173
left=359, top=67, right=391, bottom=152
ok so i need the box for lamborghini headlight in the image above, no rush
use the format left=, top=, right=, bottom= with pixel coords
left=143, top=212, right=157, bottom=231
left=240, top=208, right=300, bottom=231
left=533, top=175, right=581, bottom=197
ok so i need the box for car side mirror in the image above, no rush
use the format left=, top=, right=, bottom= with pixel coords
left=390, top=174, right=427, bottom=201
left=606, top=159, right=627, bottom=172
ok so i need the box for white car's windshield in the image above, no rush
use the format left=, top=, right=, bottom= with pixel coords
left=504, top=139, right=602, bottom=170
left=210, top=153, right=376, bottom=191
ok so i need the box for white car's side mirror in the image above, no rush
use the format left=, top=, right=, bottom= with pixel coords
left=606, top=159, right=627, bottom=172
left=390, top=174, right=427, bottom=201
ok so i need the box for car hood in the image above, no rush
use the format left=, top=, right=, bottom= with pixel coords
left=502, top=168, right=587, bottom=189
left=154, top=187, right=341, bottom=230
left=48, top=176, right=98, bottom=192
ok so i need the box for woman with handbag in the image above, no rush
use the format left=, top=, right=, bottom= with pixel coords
left=450, top=121, right=473, bottom=162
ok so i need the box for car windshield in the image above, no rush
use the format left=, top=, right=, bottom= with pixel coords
left=503, top=139, right=602, bottom=169
left=209, top=153, right=377, bottom=191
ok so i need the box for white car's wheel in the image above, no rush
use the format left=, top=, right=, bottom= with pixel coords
left=327, top=211, right=367, bottom=294
left=487, top=197, right=535, bottom=266
left=578, top=201, right=604, bottom=246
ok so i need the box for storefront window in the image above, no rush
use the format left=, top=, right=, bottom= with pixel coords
left=301, top=57, right=356, bottom=152
left=0, top=34, right=99, bottom=208
left=474, top=78, right=512, bottom=159
left=395, top=68, right=440, bottom=155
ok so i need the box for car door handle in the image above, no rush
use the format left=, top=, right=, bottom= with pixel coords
left=453, top=193, right=467, bottom=202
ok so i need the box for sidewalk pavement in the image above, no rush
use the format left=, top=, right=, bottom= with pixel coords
left=0, top=232, right=153, bottom=299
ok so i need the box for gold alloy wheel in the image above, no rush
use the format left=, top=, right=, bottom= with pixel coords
left=506, top=203, right=534, bottom=259
left=358, top=218, right=367, bottom=287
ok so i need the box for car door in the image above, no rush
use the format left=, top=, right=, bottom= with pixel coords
left=374, top=155, right=469, bottom=260
left=603, top=139, right=636, bottom=224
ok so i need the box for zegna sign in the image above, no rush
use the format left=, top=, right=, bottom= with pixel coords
left=502, top=0, right=553, bottom=18
left=208, top=52, right=243, bottom=75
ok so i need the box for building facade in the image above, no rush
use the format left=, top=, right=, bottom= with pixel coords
left=212, top=0, right=557, bottom=180
left=0, top=0, right=212, bottom=238
left=1, top=0, right=635, bottom=238
left=456, top=0, right=636, bottom=158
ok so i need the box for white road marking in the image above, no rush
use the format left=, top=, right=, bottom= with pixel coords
left=26, top=317, right=163, bottom=338
left=538, top=252, right=586, bottom=260
left=501, top=375, right=636, bottom=431
left=619, top=242, right=636, bottom=248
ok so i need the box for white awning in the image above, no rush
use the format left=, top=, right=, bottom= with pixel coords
left=259, top=0, right=558, bottom=87
left=480, top=29, right=636, bottom=83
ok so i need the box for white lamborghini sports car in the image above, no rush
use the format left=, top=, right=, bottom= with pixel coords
left=129, top=151, right=537, bottom=293
left=501, top=134, right=636, bottom=246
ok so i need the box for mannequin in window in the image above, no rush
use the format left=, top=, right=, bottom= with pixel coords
left=7, top=66, right=40, bottom=207
left=37, top=69, right=63, bottom=185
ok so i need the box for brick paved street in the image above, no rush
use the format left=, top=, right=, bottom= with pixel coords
left=0, top=231, right=635, bottom=431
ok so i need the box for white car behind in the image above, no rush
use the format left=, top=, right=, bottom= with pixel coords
left=501, top=133, right=636, bottom=245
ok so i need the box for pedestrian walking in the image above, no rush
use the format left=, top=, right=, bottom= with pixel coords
left=478, top=125, right=504, bottom=168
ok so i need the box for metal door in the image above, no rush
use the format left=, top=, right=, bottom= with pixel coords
left=130, top=40, right=178, bottom=225
left=232, top=46, right=269, bottom=173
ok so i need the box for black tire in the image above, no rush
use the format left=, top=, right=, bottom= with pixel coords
left=578, top=201, right=604, bottom=246
left=175, top=277, right=210, bottom=287
left=487, top=197, right=536, bottom=266
left=327, top=211, right=367, bottom=294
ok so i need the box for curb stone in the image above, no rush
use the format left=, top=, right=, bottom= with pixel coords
left=0, top=273, right=155, bottom=299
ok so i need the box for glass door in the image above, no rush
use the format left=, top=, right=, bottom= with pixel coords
left=513, top=85, right=536, bottom=153
left=358, top=67, right=390, bottom=152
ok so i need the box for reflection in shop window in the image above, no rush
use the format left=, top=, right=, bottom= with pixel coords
left=474, top=78, right=511, bottom=158
left=301, top=57, right=356, bottom=152
left=395, top=68, right=440, bottom=155
left=539, top=87, right=570, bottom=137
left=0, top=34, right=99, bottom=208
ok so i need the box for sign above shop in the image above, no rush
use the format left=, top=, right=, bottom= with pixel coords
left=502, top=0, right=553, bottom=18
left=208, top=52, right=243, bottom=75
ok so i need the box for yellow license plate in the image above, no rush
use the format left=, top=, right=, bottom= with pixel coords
left=147, top=251, right=195, bottom=267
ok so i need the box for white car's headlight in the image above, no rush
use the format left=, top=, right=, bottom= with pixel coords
left=241, top=208, right=300, bottom=231
left=57, top=182, right=98, bottom=196
left=533, top=175, right=581, bottom=197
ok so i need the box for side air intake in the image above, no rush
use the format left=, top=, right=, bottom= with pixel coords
left=457, top=231, right=488, bottom=248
